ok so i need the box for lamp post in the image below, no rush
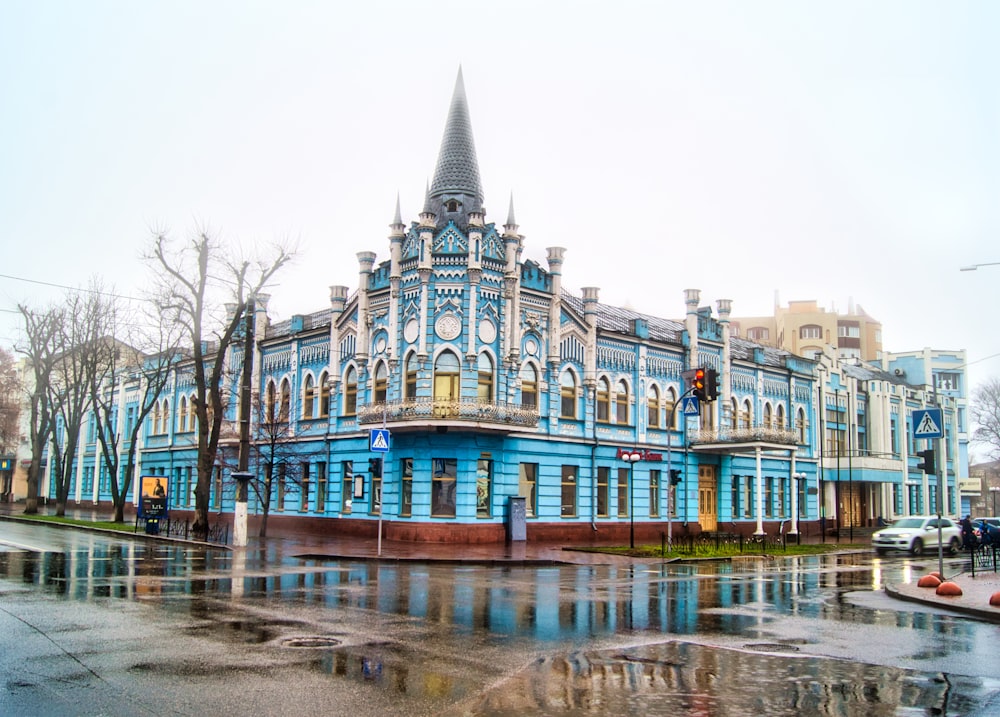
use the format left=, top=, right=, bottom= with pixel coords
left=960, top=262, right=1000, bottom=271
left=990, top=486, right=999, bottom=516
left=622, top=449, right=642, bottom=549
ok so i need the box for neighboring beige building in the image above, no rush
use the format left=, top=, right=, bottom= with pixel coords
left=730, top=297, right=883, bottom=363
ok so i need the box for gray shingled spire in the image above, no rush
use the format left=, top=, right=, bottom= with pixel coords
left=427, top=68, right=483, bottom=226
left=392, top=193, right=402, bottom=226
left=506, top=193, right=516, bottom=227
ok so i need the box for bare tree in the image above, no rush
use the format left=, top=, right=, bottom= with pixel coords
left=47, top=288, right=114, bottom=516
left=16, top=303, right=64, bottom=514
left=0, top=347, right=20, bottom=455
left=87, top=301, right=180, bottom=523
left=249, top=388, right=321, bottom=537
left=972, top=377, right=1000, bottom=462
left=148, top=230, right=292, bottom=538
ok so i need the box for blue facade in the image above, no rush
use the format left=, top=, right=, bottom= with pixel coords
left=43, top=72, right=964, bottom=542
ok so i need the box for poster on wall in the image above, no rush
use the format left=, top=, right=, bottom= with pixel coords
left=139, top=475, right=169, bottom=518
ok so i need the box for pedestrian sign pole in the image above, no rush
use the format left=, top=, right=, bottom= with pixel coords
left=370, top=428, right=390, bottom=556
left=913, top=407, right=944, bottom=577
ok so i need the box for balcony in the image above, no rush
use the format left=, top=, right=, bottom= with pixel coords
left=357, top=397, right=539, bottom=433
left=689, top=426, right=801, bottom=452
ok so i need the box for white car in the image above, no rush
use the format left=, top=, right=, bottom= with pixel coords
left=871, top=516, right=961, bottom=556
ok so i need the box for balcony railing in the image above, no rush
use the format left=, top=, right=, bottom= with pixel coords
left=357, top=397, right=539, bottom=428
left=690, top=426, right=801, bottom=446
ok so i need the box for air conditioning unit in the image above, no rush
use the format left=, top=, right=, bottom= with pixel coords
left=894, top=368, right=905, bottom=377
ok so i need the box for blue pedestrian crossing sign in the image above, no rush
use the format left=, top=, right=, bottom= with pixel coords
left=679, top=396, right=700, bottom=416
left=369, top=428, right=391, bottom=452
left=912, top=408, right=943, bottom=439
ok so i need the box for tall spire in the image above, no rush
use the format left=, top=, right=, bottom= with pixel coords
left=427, top=68, right=483, bottom=227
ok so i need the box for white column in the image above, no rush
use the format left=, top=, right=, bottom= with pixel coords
left=755, top=445, right=764, bottom=535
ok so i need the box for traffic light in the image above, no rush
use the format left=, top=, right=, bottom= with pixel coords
left=368, top=457, right=382, bottom=478
left=915, top=449, right=935, bottom=475
left=689, top=367, right=706, bottom=401
left=669, top=469, right=682, bottom=486
left=704, top=368, right=719, bottom=402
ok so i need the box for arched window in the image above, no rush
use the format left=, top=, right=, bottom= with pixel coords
left=477, top=353, right=494, bottom=402
left=434, top=351, right=460, bottom=401
left=596, top=377, right=611, bottom=423
left=520, top=363, right=537, bottom=409
left=265, top=381, right=278, bottom=422
left=730, top=397, right=739, bottom=429
left=188, top=394, right=197, bottom=432
left=776, top=403, right=786, bottom=430
left=405, top=353, right=418, bottom=400
left=178, top=396, right=188, bottom=432
left=161, top=400, right=170, bottom=434
left=279, top=379, right=291, bottom=422
left=763, top=403, right=773, bottom=429
left=615, top=379, right=629, bottom=425
left=664, top=387, right=677, bottom=430
left=344, top=367, right=358, bottom=416
left=741, top=399, right=753, bottom=429
left=318, top=371, right=330, bottom=417
left=302, top=374, right=315, bottom=419
left=374, top=363, right=388, bottom=404
left=647, top=384, right=660, bottom=428
left=152, top=402, right=161, bottom=435
left=796, top=407, right=807, bottom=444
left=560, top=370, right=577, bottom=419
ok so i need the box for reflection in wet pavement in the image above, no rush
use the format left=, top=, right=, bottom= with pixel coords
left=2, top=527, right=998, bottom=715
left=464, top=641, right=999, bottom=716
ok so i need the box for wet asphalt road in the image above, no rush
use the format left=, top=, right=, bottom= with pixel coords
left=2, top=521, right=1000, bottom=716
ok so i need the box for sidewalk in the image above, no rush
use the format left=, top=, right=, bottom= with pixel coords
left=884, top=569, right=1000, bottom=623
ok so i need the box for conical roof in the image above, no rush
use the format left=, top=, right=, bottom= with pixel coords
left=429, top=68, right=483, bottom=206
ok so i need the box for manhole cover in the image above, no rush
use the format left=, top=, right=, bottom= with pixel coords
left=281, top=636, right=341, bottom=648
left=743, top=643, right=800, bottom=653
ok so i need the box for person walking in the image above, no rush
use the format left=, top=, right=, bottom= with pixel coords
left=960, top=514, right=976, bottom=550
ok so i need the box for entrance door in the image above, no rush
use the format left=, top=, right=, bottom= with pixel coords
left=698, top=465, right=717, bottom=532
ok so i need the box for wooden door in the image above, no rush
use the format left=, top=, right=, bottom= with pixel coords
left=698, top=465, right=717, bottom=532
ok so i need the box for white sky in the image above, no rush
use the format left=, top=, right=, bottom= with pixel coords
left=2, top=1, right=998, bottom=390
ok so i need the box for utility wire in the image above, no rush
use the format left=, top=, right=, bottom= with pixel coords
left=0, top=272, right=141, bottom=301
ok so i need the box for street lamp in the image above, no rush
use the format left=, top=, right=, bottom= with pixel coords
left=960, top=262, right=1000, bottom=271
left=622, top=449, right=643, bottom=549
left=990, top=486, right=999, bottom=516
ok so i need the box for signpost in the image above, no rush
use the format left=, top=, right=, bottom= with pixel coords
left=912, top=407, right=944, bottom=576
left=370, top=428, right=390, bottom=556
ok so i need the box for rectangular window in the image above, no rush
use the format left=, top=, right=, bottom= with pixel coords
left=316, top=462, right=327, bottom=511
left=596, top=467, right=610, bottom=518
left=798, top=478, right=807, bottom=520
left=617, top=467, right=629, bottom=518
left=342, top=461, right=353, bottom=514
left=616, top=397, right=628, bottom=425
left=649, top=469, right=660, bottom=518
left=732, top=475, right=740, bottom=520
left=777, top=476, right=786, bottom=517
left=183, top=467, right=191, bottom=507
left=518, top=463, right=537, bottom=517
left=300, top=462, right=310, bottom=512
left=371, top=463, right=382, bottom=515
left=277, top=464, right=286, bottom=511
left=744, top=478, right=753, bottom=518
left=561, top=465, right=577, bottom=517
left=401, top=458, right=413, bottom=517
left=476, top=458, right=492, bottom=518
left=432, top=458, right=457, bottom=517
left=765, top=477, right=773, bottom=518
left=213, top=465, right=222, bottom=510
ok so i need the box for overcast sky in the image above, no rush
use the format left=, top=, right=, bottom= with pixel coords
left=2, top=1, right=998, bottom=391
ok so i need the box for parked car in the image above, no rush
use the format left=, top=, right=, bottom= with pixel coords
left=871, top=516, right=961, bottom=555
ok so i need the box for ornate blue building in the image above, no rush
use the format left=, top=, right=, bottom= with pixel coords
left=42, top=71, right=964, bottom=543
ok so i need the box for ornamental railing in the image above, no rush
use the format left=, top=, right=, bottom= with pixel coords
left=357, top=398, right=539, bottom=428
left=689, top=426, right=801, bottom=446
